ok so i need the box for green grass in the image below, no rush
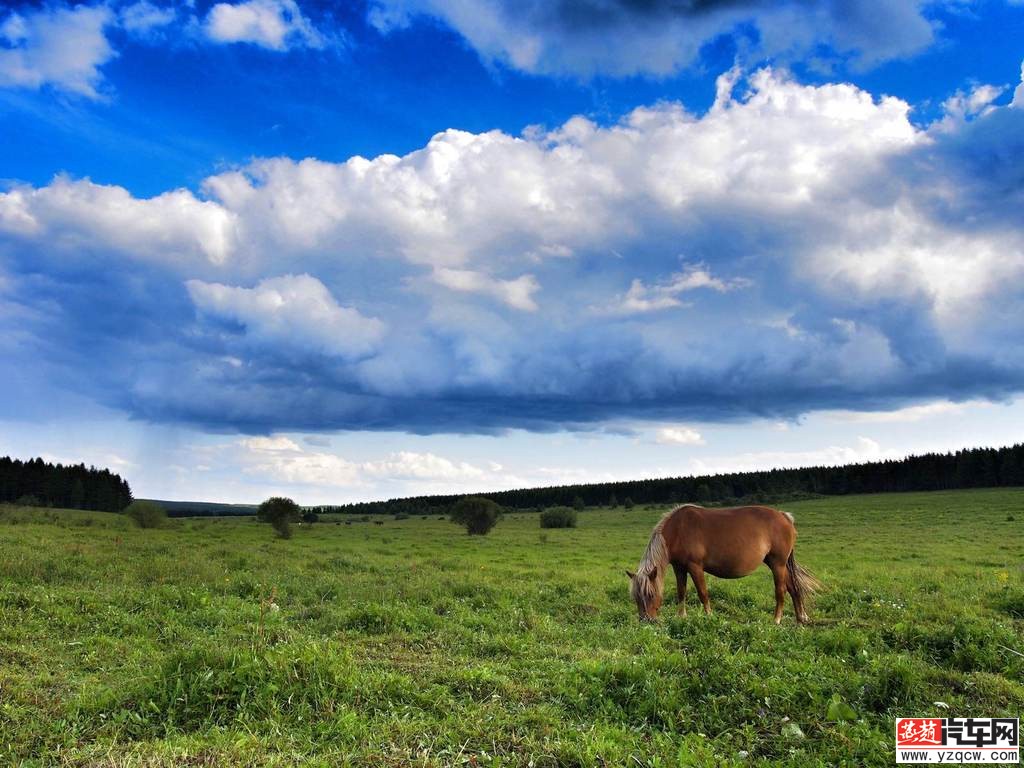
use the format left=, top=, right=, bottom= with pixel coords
left=1, top=489, right=1022, bottom=766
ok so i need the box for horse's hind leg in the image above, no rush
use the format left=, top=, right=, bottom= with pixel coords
left=688, top=565, right=711, bottom=615
left=769, top=561, right=788, bottom=625
left=672, top=562, right=688, bottom=617
left=785, top=562, right=807, bottom=624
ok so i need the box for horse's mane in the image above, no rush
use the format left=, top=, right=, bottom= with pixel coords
left=630, top=508, right=679, bottom=609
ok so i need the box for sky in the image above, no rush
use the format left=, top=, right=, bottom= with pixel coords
left=1, top=0, right=1023, bottom=505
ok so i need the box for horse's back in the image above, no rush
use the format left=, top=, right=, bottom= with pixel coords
left=670, top=503, right=793, bottom=529
left=663, top=504, right=795, bottom=577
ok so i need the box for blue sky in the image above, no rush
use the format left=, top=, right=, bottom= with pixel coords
left=2, top=0, right=1023, bottom=503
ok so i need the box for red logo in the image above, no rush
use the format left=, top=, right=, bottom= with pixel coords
left=897, top=719, right=944, bottom=746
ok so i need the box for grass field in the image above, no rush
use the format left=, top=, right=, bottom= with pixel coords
left=1, top=489, right=1022, bottom=766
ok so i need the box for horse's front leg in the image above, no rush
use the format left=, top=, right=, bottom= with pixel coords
left=672, top=562, right=688, bottom=617
left=688, top=564, right=711, bottom=615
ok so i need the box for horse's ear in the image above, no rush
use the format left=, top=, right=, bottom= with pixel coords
left=647, top=567, right=658, bottom=581
left=625, top=569, right=636, bottom=579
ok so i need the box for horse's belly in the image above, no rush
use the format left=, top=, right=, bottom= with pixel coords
left=705, top=562, right=760, bottom=579
left=704, top=551, right=768, bottom=579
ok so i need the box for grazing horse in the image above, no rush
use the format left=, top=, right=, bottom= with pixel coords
left=627, top=504, right=820, bottom=624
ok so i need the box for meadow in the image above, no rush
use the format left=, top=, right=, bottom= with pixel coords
left=1, top=488, right=1022, bottom=767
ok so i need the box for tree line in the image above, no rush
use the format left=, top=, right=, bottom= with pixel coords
left=309, top=442, right=1024, bottom=517
left=0, top=456, right=132, bottom=512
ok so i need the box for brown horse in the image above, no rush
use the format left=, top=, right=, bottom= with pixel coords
left=627, top=504, right=820, bottom=624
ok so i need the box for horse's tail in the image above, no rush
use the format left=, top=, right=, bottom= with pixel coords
left=786, top=549, right=821, bottom=622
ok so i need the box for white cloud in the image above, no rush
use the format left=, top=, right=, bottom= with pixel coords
left=204, top=0, right=327, bottom=50
left=242, top=435, right=302, bottom=452
left=186, top=274, right=385, bottom=360
left=688, top=436, right=897, bottom=475
left=119, top=1, right=178, bottom=37
left=0, top=0, right=335, bottom=99
left=238, top=438, right=488, bottom=488
left=432, top=268, right=540, bottom=311
left=363, top=451, right=485, bottom=481
left=0, top=4, right=115, bottom=98
left=654, top=426, right=705, bottom=445
left=940, top=83, right=1007, bottom=126
left=0, top=176, right=238, bottom=265
left=609, top=265, right=750, bottom=315
left=822, top=400, right=980, bottom=424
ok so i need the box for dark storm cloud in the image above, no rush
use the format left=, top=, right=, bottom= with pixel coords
left=369, top=0, right=940, bottom=76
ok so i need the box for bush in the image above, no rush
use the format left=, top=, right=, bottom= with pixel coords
left=15, top=494, right=42, bottom=507
left=540, top=506, right=577, bottom=529
left=572, top=496, right=585, bottom=511
left=257, top=496, right=301, bottom=539
left=450, top=496, right=501, bottom=536
left=124, top=500, right=168, bottom=529
left=301, top=511, right=319, bottom=524
left=394, top=512, right=409, bottom=520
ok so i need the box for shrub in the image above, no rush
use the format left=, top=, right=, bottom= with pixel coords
left=301, top=511, right=319, bottom=524
left=15, top=494, right=42, bottom=507
left=257, top=496, right=301, bottom=539
left=540, top=506, right=577, bottom=529
left=124, top=500, right=168, bottom=529
left=450, top=496, right=501, bottom=536
left=624, top=497, right=635, bottom=510
left=572, top=496, right=585, bottom=511
left=394, top=512, right=409, bottom=520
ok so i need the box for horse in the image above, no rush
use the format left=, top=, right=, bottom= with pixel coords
left=626, top=504, right=820, bottom=624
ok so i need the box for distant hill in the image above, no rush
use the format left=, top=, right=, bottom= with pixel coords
left=144, top=499, right=258, bottom=518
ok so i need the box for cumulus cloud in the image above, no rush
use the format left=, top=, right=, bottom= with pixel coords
left=4, top=64, right=1024, bottom=434
left=119, top=1, right=178, bottom=37
left=654, top=426, right=704, bottom=445
left=0, top=4, right=115, bottom=98
left=607, top=264, right=750, bottom=314
left=0, top=176, right=237, bottom=265
left=939, top=82, right=1007, bottom=128
left=242, top=435, right=302, bottom=452
left=369, top=0, right=939, bottom=78
left=822, top=400, right=975, bottom=424
left=240, top=436, right=487, bottom=488
left=688, top=437, right=897, bottom=476
left=186, top=274, right=385, bottom=360
left=0, top=1, right=335, bottom=99
left=203, top=0, right=329, bottom=50
left=432, top=268, right=539, bottom=311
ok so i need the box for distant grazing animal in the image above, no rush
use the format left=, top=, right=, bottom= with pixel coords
left=627, top=505, right=820, bottom=624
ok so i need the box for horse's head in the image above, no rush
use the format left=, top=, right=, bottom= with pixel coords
left=626, top=567, right=662, bottom=621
